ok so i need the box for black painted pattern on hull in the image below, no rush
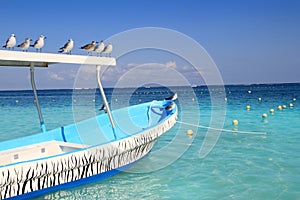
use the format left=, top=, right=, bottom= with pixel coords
left=0, top=112, right=177, bottom=199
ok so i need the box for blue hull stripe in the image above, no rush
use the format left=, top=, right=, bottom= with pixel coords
left=6, top=160, right=138, bottom=200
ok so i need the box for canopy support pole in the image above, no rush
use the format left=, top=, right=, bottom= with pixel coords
left=96, top=65, right=116, bottom=139
left=30, top=63, right=46, bottom=133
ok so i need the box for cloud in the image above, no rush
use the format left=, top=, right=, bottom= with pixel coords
left=127, top=63, right=139, bottom=67
left=165, top=61, right=176, bottom=68
left=79, top=65, right=96, bottom=74
left=48, top=72, right=64, bottom=80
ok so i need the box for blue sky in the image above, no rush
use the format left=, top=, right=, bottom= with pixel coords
left=0, top=0, right=300, bottom=89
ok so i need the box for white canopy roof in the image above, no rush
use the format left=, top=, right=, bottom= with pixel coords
left=0, top=50, right=116, bottom=67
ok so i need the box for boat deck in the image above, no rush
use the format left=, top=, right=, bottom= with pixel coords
left=0, top=141, right=87, bottom=166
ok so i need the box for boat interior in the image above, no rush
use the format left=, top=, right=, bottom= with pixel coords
left=0, top=100, right=175, bottom=167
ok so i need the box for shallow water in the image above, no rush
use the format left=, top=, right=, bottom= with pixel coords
left=0, top=83, right=299, bottom=199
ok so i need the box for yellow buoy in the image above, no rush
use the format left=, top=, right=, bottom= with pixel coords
left=293, top=98, right=296, bottom=101
left=282, top=105, right=287, bottom=109
left=278, top=105, right=282, bottom=110
left=15, top=99, right=19, bottom=103
left=232, top=119, right=239, bottom=125
left=289, top=103, right=294, bottom=108
left=186, top=129, right=193, bottom=136
left=224, top=97, right=228, bottom=102
left=258, top=97, right=262, bottom=101
left=270, top=109, right=274, bottom=114
left=246, top=105, right=251, bottom=110
left=262, top=113, right=268, bottom=118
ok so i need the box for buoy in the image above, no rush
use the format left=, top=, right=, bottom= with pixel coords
left=258, top=97, right=262, bottom=101
left=248, top=90, right=252, bottom=94
left=246, top=105, right=251, bottom=110
left=73, top=99, right=76, bottom=103
left=270, top=109, right=274, bottom=114
left=289, top=103, right=294, bottom=108
left=278, top=105, right=282, bottom=110
left=15, top=99, right=19, bottom=103
left=138, top=99, right=142, bottom=102
left=232, top=120, right=239, bottom=125
left=192, top=98, right=195, bottom=101
left=282, top=105, right=287, bottom=109
left=186, top=129, right=193, bottom=136
left=115, top=98, right=118, bottom=102
left=92, top=99, right=95, bottom=102
left=224, top=98, right=228, bottom=102
left=262, top=113, right=268, bottom=118
left=293, top=98, right=296, bottom=101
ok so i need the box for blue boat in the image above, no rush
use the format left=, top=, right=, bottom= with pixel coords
left=0, top=50, right=178, bottom=199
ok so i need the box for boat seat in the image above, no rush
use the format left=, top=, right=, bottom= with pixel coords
left=0, top=140, right=87, bottom=166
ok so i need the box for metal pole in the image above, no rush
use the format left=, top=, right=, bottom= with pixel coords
left=96, top=65, right=116, bottom=139
left=30, top=63, right=46, bottom=133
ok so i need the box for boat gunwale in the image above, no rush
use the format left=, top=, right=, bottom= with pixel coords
left=0, top=101, right=177, bottom=169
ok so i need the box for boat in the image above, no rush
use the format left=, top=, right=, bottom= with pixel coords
left=0, top=50, right=178, bottom=199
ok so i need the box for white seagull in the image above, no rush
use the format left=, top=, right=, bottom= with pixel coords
left=58, top=38, right=74, bottom=54
left=17, top=38, right=32, bottom=52
left=103, top=42, right=113, bottom=57
left=80, top=41, right=97, bottom=55
left=93, top=40, right=105, bottom=57
left=31, top=35, right=46, bottom=52
left=3, top=34, right=16, bottom=50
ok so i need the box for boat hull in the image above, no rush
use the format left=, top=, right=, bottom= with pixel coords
left=0, top=106, right=177, bottom=199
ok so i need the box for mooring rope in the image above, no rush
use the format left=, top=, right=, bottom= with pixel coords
left=177, top=121, right=267, bottom=135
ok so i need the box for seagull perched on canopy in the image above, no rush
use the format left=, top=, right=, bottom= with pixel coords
left=31, top=35, right=46, bottom=52
left=103, top=42, right=113, bottom=57
left=93, top=40, right=105, bottom=57
left=58, top=39, right=74, bottom=54
left=3, top=34, right=16, bottom=50
left=80, top=41, right=97, bottom=55
left=17, top=38, right=31, bottom=52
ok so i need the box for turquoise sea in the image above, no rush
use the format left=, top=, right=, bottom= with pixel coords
left=0, top=83, right=299, bottom=199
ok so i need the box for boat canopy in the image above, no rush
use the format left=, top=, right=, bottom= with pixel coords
left=0, top=49, right=116, bottom=134
left=0, top=50, right=116, bottom=67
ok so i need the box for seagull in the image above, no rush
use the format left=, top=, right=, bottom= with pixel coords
left=80, top=41, right=97, bottom=55
left=103, top=42, right=113, bottom=57
left=93, top=40, right=105, bottom=56
left=164, top=93, right=177, bottom=101
left=3, top=34, right=16, bottom=50
left=58, top=38, right=74, bottom=54
left=17, top=38, right=31, bottom=52
left=31, top=35, right=46, bottom=52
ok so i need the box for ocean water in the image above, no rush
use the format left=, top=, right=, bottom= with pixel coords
left=0, top=83, right=299, bottom=199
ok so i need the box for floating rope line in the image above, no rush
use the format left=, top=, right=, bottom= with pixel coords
left=177, top=121, right=267, bottom=135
